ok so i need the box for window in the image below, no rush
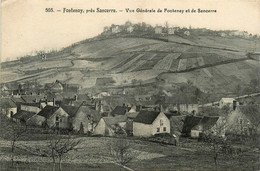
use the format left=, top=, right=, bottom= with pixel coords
left=56, top=116, right=59, bottom=121
left=239, top=118, right=243, bottom=125
left=157, top=128, right=160, bottom=132
left=160, top=120, right=163, bottom=126
left=163, top=127, right=166, bottom=132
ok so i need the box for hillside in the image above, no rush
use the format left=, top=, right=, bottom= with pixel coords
left=1, top=32, right=259, bottom=99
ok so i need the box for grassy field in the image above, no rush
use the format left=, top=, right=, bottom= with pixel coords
left=0, top=136, right=259, bottom=171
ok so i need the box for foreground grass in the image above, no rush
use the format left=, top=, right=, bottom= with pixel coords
left=0, top=136, right=259, bottom=170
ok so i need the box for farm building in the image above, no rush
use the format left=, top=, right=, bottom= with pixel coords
left=225, top=105, right=260, bottom=135
left=20, top=103, right=41, bottom=114
left=133, top=111, right=170, bottom=137
left=93, top=115, right=127, bottom=136
left=12, top=110, right=35, bottom=124
left=71, top=103, right=101, bottom=133
left=0, top=98, right=17, bottom=117
left=219, top=98, right=236, bottom=108
left=184, top=31, right=190, bottom=36
left=191, top=116, right=226, bottom=138
left=37, top=105, right=70, bottom=129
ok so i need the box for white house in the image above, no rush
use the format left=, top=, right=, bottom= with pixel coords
left=133, top=111, right=170, bottom=137
left=111, top=25, right=121, bottom=34
left=168, top=28, right=175, bottom=35
left=126, top=26, right=134, bottom=33
left=184, top=31, right=190, bottom=36
left=219, top=98, right=236, bottom=108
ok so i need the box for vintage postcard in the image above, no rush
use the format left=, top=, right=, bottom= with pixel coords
left=1, top=0, right=260, bottom=170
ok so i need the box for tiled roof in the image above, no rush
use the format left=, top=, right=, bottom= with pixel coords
left=134, top=110, right=161, bottom=124
left=110, top=106, right=130, bottom=116
left=12, top=110, right=35, bottom=121
left=37, top=105, right=59, bottom=119
left=0, top=98, right=17, bottom=108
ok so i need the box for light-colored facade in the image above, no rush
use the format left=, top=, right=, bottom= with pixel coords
left=21, top=104, right=41, bottom=113
left=133, top=112, right=170, bottom=137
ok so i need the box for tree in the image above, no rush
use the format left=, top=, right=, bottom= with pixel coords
left=110, top=136, right=138, bottom=166
left=0, top=114, right=27, bottom=165
left=48, top=134, right=80, bottom=171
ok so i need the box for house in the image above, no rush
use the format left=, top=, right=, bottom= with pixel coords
left=20, top=103, right=41, bottom=114
left=191, top=116, right=226, bottom=138
left=37, top=105, right=70, bottom=129
left=109, top=105, right=131, bottom=117
left=219, top=98, right=236, bottom=108
left=0, top=98, right=17, bottom=117
left=182, top=115, right=203, bottom=136
left=155, top=26, right=163, bottom=34
left=11, top=97, right=25, bottom=112
left=94, top=115, right=127, bottom=136
left=126, top=26, right=134, bottom=33
left=225, top=105, right=260, bottom=135
left=12, top=110, right=35, bottom=124
left=168, top=28, right=175, bottom=35
left=133, top=111, right=170, bottom=137
left=71, top=103, right=101, bottom=133
left=111, top=25, right=121, bottom=33
left=164, top=96, right=199, bottom=115
left=184, top=31, right=190, bottom=36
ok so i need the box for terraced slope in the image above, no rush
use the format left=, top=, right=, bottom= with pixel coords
left=1, top=34, right=259, bottom=95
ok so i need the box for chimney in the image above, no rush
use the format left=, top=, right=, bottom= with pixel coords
left=233, top=100, right=237, bottom=111
left=53, top=98, right=55, bottom=106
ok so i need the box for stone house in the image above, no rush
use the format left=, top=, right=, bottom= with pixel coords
left=70, top=103, right=101, bottom=133
left=94, top=115, right=127, bottom=136
left=133, top=111, right=170, bottom=137
left=0, top=98, right=17, bottom=117
left=191, top=116, right=226, bottom=138
left=37, top=105, right=70, bottom=129
left=225, top=105, right=260, bottom=136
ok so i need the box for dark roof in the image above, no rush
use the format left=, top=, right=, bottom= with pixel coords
left=37, top=105, right=60, bottom=119
left=182, top=116, right=203, bottom=134
left=76, top=105, right=101, bottom=122
left=12, top=110, right=35, bottom=121
left=21, top=95, right=44, bottom=103
left=103, top=115, right=127, bottom=126
left=21, top=102, right=41, bottom=108
left=60, top=105, right=79, bottom=117
left=0, top=98, right=17, bottom=108
left=110, top=106, right=130, bottom=116
left=134, top=110, right=161, bottom=124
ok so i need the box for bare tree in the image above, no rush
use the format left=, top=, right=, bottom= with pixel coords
left=110, top=136, right=138, bottom=166
left=0, top=114, right=27, bottom=165
left=46, top=133, right=81, bottom=171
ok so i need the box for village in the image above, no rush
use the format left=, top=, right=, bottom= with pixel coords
left=0, top=22, right=260, bottom=171
left=1, top=79, right=259, bottom=141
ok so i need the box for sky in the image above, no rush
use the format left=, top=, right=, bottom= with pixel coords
left=1, top=0, right=260, bottom=62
